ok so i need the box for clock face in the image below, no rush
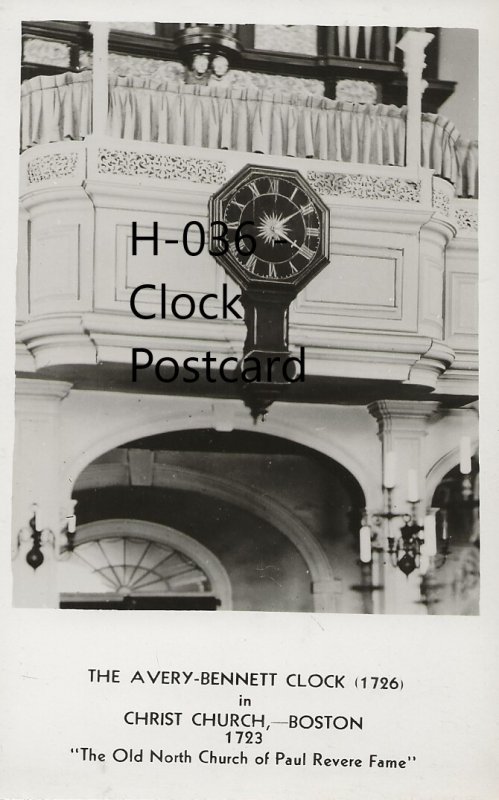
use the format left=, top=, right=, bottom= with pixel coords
left=209, top=165, right=329, bottom=291
left=225, top=175, right=321, bottom=281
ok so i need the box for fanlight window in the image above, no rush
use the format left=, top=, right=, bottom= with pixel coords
left=61, top=536, right=212, bottom=596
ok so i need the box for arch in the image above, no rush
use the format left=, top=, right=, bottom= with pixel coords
left=73, top=462, right=336, bottom=598
left=63, top=519, right=233, bottom=609
left=425, top=438, right=479, bottom=503
left=62, top=405, right=374, bottom=507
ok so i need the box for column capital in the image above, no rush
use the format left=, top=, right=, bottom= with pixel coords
left=368, top=400, right=440, bottom=435
left=396, top=29, right=435, bottom=75
left=16, top=377, right=72, bottom=401
left=15, top=378, right=73, bottom=415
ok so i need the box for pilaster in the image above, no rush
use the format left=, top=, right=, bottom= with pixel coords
left=12, top=378, right=72, bottom=608
left=368, top=399, right=440, bottom=614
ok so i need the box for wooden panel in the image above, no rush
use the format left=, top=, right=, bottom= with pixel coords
left=292, top=238, right=410, bottom=331
left=30, top=224, right=80, bottom=313
left=448, top=272, right=478, bottom=337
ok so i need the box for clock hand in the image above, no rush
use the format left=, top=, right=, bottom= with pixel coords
left=277, top=209, right=302, bottom=225
left=274, top=231, right=298, bottom=249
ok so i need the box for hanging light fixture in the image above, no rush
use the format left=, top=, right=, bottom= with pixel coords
left=17, top=501, right=78, bottom=570
left=359, top=439, right=475, bottom=577
left=17, top=504, right=49, bottom=570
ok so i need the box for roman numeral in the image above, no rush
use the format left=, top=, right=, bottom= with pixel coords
left=298, top=244, right=314, bottom=260
left=231, top=200, right=245, bottom=210
left=227, top=220, right=240, bottom=229
left=248, top=181, right=260, bottom=199
left=289, top=263, right=299, bottom=274
left=267, top=263, right=277, bottom=278
left=305, top=227, right=319, bottom=238
left=300, top=202, right=314, bottom=216
left=246, top=254, right=258, bottom=273
left=268, top=178, right=280, bottom=194
left=290, top=187, right=298, bottom=202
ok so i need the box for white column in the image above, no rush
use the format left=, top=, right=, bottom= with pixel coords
left=12, top=378, right=72, bottom=608
left=368, top=400, right=440, bottom=614
left=396, top=29, right=434, bottom=169
left=89, top=22, right=110, bottom=136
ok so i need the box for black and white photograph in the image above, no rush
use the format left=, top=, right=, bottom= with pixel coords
left=1, top=3, right=497, bottom=800
left=14, top=21, right=479, bottom=614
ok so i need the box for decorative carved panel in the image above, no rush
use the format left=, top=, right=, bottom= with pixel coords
left=97, top=147, right=226, bottom=184
left=454, top=205, right=478, bottom=232
left=27, top=152, right=79, bottom=183
left=432, top=188, right=451, bottom=217
left=308, top=171, right=421, bottom=203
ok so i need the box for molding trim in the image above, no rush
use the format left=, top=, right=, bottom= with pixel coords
left=369, top=399, right=441, bottom=437
left=405, top=339, right=455, bottom=388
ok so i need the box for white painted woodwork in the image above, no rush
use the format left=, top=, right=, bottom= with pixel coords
left=17, top=138, right=477, bottom=394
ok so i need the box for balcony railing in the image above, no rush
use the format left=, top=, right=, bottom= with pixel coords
left=20, top=70, right=478, bottom=198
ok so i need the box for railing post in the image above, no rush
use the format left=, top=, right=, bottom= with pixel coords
left=89, top=22, right=110, bottom=136
left=396, top=29, right=434, bottom=169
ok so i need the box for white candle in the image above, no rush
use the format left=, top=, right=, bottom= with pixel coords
left=67, top=514, right=77, bottom=534
left=384, top=451, right=397, bottom=489
left=459, top=436, right=472, bottom=475
left=441, top=512, right=449, bottom=541
left=359, top=526, right=372, bottom=563
left=423, top=514, right=437, bottom=557
left=407, top=469, right=419, bottom=503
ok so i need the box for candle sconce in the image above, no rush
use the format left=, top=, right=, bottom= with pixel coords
left=359, top=437, right=477, bottom=579
left=17, top=503, right=77, bottom=569
left=360, top=491, right=440, bottom=577
left=25, top=512, right=45, bottom=570
left=63, top=510, right=77, bottom=552
left=17, top=505, right=54, bottom=570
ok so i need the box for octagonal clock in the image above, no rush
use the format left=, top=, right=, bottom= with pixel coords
left=208, top=164, right=330, bottom=295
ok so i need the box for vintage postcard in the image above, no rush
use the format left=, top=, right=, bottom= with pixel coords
left=1, top=1, right=498, bottom=798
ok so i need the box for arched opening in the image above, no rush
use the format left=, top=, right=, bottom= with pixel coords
left=62, top=428, right=366, bottom=613
left=59, top=519, right=231, bottom=610
left=424, top=456, right=479, bottom=615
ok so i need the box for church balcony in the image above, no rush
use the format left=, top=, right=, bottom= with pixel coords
left=17, top=65, right=478, bottom=401
left=17, top=133, right=477, bottom=400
